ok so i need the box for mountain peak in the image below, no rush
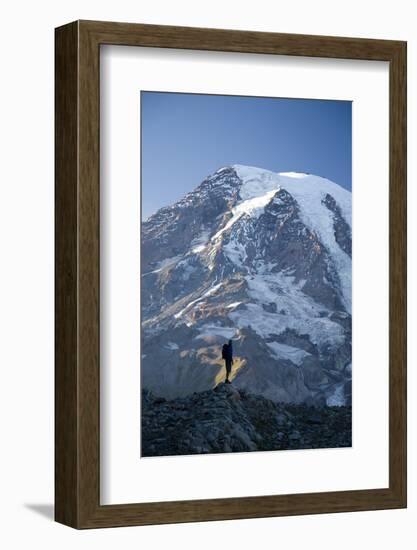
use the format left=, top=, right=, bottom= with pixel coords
left=141, top=163, right=352, bottom=407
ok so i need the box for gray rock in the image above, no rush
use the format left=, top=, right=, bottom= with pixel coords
left=262, top=302, right=277, bottom=313
left=141, top=386, right=352, bottom=457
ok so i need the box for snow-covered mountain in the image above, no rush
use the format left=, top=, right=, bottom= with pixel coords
left=141, top=165, right=352, bottom=406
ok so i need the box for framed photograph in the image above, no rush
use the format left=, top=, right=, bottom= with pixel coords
left=55, top=20, right=406, bottom=528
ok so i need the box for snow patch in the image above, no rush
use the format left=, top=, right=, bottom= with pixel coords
left=143, top=255, right=182, bottom=275
left=326, top=383, right=346, bottom=406
left=164, top=342, right=179, bottom=351
left=191, top=230, right=210, bottom=254
left=267, top=341, right=311, bottom=366
left=278, top=171, right=309, bottom=178
left=211, top=190, right=277, bottom=242
left=174, top=283, right=223, bottom=319
left=223, top=238, right=247, bottom=267
left=229, top=268, right=345, bottom=351
left=196, top=325, right=237, bottom=339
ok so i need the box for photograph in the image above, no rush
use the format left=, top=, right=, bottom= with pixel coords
left=140, top=91, right=352, bottom=457
left=0, top=0, right=409, bottom=539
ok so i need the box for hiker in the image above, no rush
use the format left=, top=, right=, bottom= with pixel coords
left=222, top=339, right=234, bottom=383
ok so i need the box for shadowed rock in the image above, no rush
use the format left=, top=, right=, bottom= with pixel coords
left=141, top=384, right=352, bottom=457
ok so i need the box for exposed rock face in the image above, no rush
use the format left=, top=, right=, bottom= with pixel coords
left=141, top=165, right=352, bottom=406
left=141, top=384, right=352, bottom=457
left=322, top=192, right=352, bottom=257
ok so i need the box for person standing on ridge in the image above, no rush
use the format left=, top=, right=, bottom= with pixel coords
left=222, top=339, right=234, bottom=384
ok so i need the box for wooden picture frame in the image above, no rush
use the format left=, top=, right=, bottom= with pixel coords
left=55, top=20, right=407, bottom=529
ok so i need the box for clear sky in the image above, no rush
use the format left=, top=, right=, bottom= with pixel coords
left=141, top=91, right=352, bottom=219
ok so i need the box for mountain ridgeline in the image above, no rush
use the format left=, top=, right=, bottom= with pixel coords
left=141, top=165, right=352, bottom=407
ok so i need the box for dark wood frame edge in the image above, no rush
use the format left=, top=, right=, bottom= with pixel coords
left=55, top=20, right=407, bottom=529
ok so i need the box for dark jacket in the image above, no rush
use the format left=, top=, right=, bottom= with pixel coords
left=222, top=343, right=233, bottom=361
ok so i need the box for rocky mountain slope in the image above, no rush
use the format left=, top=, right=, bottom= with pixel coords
left=141, top=165, right=352, bottom=406
left=142, top=383, right=352, bottom=457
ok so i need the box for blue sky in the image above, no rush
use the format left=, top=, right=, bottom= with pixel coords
left=141, top=91, right=352, bottom=219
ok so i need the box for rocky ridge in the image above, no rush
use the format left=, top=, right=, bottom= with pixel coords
left=142, top=383, right=352, bottom=457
